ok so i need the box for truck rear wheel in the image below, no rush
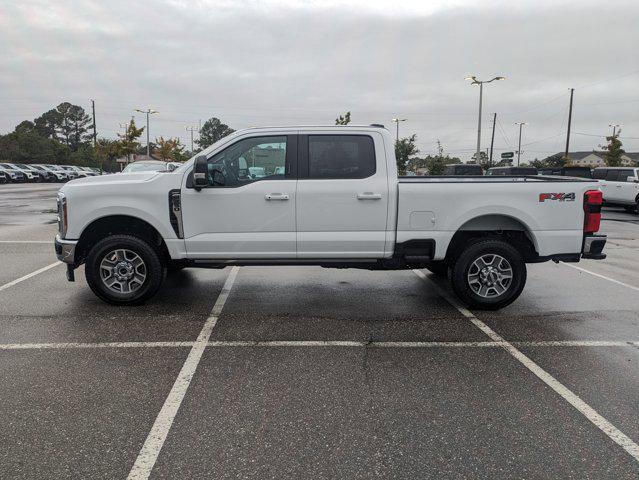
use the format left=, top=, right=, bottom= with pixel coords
left=85, top=234, right=165, bottom=305
left=450, top=239, right=526, bottom=310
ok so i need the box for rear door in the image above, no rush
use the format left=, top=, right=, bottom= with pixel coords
left=604, top=169, right=622, bottom=202
left=616, top=169, right=638, bottom=204
left=296, top=131, right=389, bottom=258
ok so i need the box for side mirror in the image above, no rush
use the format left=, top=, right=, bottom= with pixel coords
left=193, top=155, right=208, bottom=189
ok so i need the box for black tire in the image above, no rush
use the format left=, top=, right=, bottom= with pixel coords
left=450, top=239, right=527, bottom=310
left=85, top=234, right=165, bottom=305
left=423, top=261, right=449, bottom=278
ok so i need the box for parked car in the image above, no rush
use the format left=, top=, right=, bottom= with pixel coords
left=0, top=165, right=26, bottom=182
left=46, top=165, right=77, bottom=180
left=538, top=166, right=592, bottom=179
left=55, top=125, right=606, bottom=310
left=13, top=163, right=54, bottom=182
left=486, top=166, right=538, bottom=176
left=32, top=164, right=68, bottom=182
left=121, top=160, right=172, bottom=173
left=58, top=165, right=82, bottom=180
left=80, top=167, right=100, bottom=176
left=0, top=163, right=38, bottom=182
left=443, top=164, right=484, bottom=175
left=593, top=167, right=639, bottom=213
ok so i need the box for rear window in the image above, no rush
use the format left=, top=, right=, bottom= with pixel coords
left=308, top=135, right=375, bottom=179
left=606, top=170, right=620, bottom=181
left=592, top=169, right=607, bottom=180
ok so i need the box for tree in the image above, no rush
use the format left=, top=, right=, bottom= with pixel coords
left=54, top=102, right=93, bottom=151
left=197, top=117, right=234, bottom=149
left=600, top=131, right=625, bottom=167
left=395, top=134, right=419, bottom=175
left=117, top=119, right=145, bottom=161
left=335, top=111, right=351, bottom=125
left=96, top=138, right=122, bottom=172
left=154, top=137, right=184, bottom=161
left=34, top=109, right=62, bottom=140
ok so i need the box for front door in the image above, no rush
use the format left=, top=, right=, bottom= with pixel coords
left=181, top=134, right=297, bottom=258
left=296, top=132, right=389, bottom=258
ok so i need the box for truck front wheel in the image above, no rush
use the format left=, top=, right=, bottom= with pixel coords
left=85, top=234, right=165, bottom=305
left=450, top=239, right=526, bottom=310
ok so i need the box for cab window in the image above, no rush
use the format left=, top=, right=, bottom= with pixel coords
left=308, top=135, right=375, bottom=179
left=206, top=136, right=287, bottom=187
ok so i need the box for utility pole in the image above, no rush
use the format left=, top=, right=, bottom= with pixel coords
left=391, top=118, right=407, bottom=142
left=465, top=75, right=505, bottom=164
left=564, top=88, right=574, bottom=159
left=134, top=108, right=158, bottom=157
left=609, top=123, right=621, bottom=137
left=186, top=126, right=198, bottom=152
left=489, top=112, right=497, bottom=165
left=515, top=122, right=526, bottom=166
left=91, top=99, right=97, bottom=148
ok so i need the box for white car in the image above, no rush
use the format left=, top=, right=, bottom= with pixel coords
left=0, top=163, right=38, bottom=182
left=32, top=164, right=68, bottom=182
left=55, top=125, right=607, bottom=309
left=593, top=167, right=639, bottom=213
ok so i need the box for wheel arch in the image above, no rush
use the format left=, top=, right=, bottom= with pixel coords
left=445, top=214, right=539, bottom=263
left=75, top=215, right=170, bottom=265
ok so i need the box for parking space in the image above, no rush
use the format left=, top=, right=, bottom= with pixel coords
left=1, top=184, right=639, bottom=478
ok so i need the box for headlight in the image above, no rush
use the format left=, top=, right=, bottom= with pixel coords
left=57, top=193, right=68, bottom=238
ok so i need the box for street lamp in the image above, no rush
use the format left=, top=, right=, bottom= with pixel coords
left=134, top=108, right=158, bottom=157
left=391, top=118, right=407, bottom=142
left=608, top=123, right=622, bottom=137
left=515, top=122, right=527, bottom=166
left=466, top=75, right=505, bottom=163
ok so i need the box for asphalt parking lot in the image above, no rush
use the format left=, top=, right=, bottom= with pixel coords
left=1, top=183, right=638, bottom=479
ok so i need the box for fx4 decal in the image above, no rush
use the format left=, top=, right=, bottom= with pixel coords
left=539, top=192, right=576, bottom=202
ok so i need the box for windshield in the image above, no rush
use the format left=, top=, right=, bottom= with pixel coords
left=122, top=162, right=167, bottom=173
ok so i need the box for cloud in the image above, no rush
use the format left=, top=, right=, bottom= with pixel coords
left=1, top=0, right=638, bottom=159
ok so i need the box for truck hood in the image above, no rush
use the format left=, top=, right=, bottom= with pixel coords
left=64, top=171, right=161, bottom=187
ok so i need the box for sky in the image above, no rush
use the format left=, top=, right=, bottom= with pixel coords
left=1, top=0, right=638, bottom=162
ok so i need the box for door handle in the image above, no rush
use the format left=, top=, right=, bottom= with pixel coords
left=357, top=192, right=382, bottom=200
left=265, top=193, right=289, bottom=201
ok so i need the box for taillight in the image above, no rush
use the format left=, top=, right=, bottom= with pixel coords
left=583, top=189, right=602, bottom=233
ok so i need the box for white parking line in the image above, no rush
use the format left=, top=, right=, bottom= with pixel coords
left=413, top=269, right=639, bottom=464
left=126, top=266, right=240, bottom=480
left=562, top=262, right=639, bottom=293
left=0, top=341, right=195, bottom=350
left=0, top=240, right=51, bottom=244
left=1, top=339, right=638, bottom=351
left=0, top=261, right=61, bottom=292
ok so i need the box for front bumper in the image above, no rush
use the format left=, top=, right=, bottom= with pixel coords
left=54, top=234, right=78, bottom=264
left=582, top=234, right=607, bottom=260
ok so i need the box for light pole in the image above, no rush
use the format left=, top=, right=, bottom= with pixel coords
left=391, top=118, right=407, bottom=142
left=466, top=75, right=505, bottom=163
left=134, top=108, right=158, bottom=157
left=186, top=126, right=198, bottom=152
left=609, top=123, right=621, bottom=137
left=515, top=122, right=527, bottom=166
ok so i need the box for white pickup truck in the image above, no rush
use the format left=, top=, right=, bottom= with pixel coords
left=55, top=125, right=607, bottom=309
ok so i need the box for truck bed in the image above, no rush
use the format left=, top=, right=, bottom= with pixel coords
left=399, top=175, right=596, bottom=183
